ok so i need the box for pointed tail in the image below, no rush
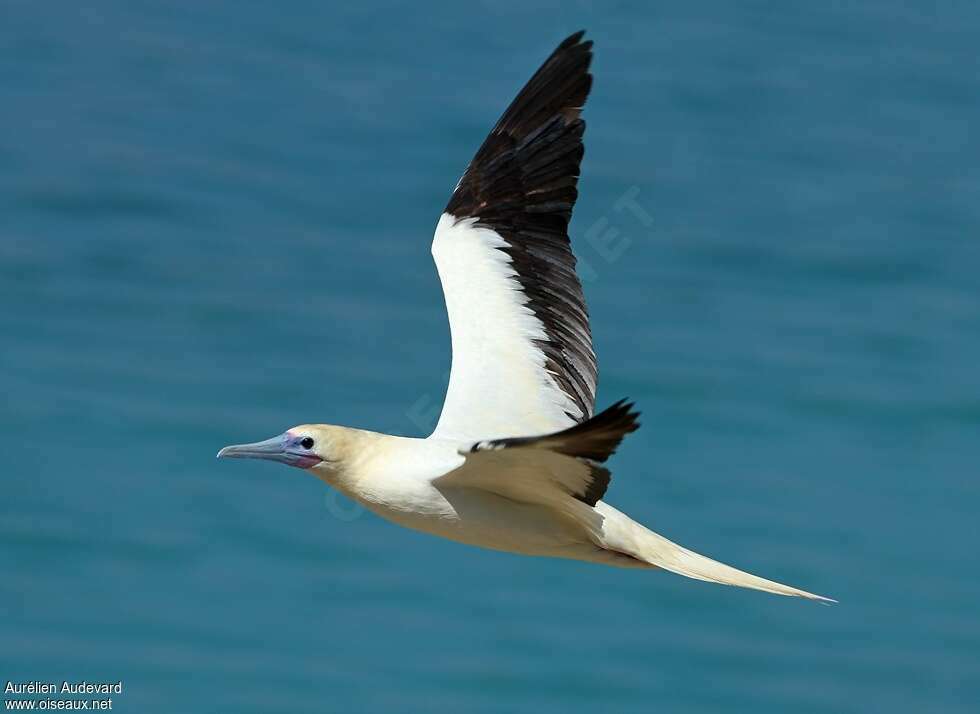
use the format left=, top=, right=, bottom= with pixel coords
left=594, top=502, right=835, bottom=602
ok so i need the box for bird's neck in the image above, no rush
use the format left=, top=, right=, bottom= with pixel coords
left=308, top=429, right=463, bottom=503
left=308, top=428, right=411, bottom=491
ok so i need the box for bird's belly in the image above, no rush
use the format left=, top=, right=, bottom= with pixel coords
left=359, top=484, right=590, bottom=558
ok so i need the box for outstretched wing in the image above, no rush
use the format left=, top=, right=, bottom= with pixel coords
left=430, top=31, right=597, bottom=442
left=434, top=400, right=640, bottom=532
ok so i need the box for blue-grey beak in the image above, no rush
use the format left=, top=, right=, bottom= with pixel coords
left=217, top=435, right=286, bottom=461
left=217, top=433, right=320, bottom=469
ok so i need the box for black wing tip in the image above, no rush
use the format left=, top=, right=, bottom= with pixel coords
left=553, top=30, right=593, bottom=79
left=597, top=398, right=642, bottom=434
left=557, top=30, right=591, bottom=55
left=547, top=397, right=641, bottom=464
left=562, top=30, right=587, bottom=46
left=502, top=30, right=594, bottom=134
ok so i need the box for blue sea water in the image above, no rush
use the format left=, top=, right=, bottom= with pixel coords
left=2, top=1, right=978, bottom=712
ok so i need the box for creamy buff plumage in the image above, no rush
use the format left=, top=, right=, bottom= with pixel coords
left=218, top=32, right=832, bottom=602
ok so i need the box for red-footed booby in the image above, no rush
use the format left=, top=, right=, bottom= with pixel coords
left=219, top=32, right=832, bottom=602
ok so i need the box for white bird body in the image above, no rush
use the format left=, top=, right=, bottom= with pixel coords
left=299, top=429, right=580, bottom=558
left=219, top=32, right=832, bottom=602
left=294, top=425, right=831, bottom=598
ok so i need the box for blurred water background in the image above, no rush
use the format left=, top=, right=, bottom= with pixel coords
left=2, top=1, right=978, bottom=712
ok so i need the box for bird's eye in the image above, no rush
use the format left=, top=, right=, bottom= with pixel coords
left=300, top=437, right=315, bottom=449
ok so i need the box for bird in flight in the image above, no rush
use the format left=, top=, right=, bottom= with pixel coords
left=219, top=31, right=831, bottom=602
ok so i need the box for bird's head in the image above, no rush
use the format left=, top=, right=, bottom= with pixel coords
left=217, top=425, right=343, bottom=472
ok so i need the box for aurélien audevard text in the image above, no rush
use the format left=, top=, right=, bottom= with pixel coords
left=5, top=682, right=123, bottom=695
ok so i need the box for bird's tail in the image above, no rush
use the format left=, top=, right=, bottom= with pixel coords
left=593, top=502, right=835, bottom=602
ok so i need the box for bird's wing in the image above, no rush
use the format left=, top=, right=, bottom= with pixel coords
left=430, top=31, right=597, bottom=442
left=434, top=401, right=639, bottom=528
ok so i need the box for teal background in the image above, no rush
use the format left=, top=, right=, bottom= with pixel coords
left=2, top=2, right=978, bottom=712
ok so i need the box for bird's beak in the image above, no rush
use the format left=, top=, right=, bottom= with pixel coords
left=216, top=434, right=320, bottom=469
left=217, top=435, right=288, bottom=462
